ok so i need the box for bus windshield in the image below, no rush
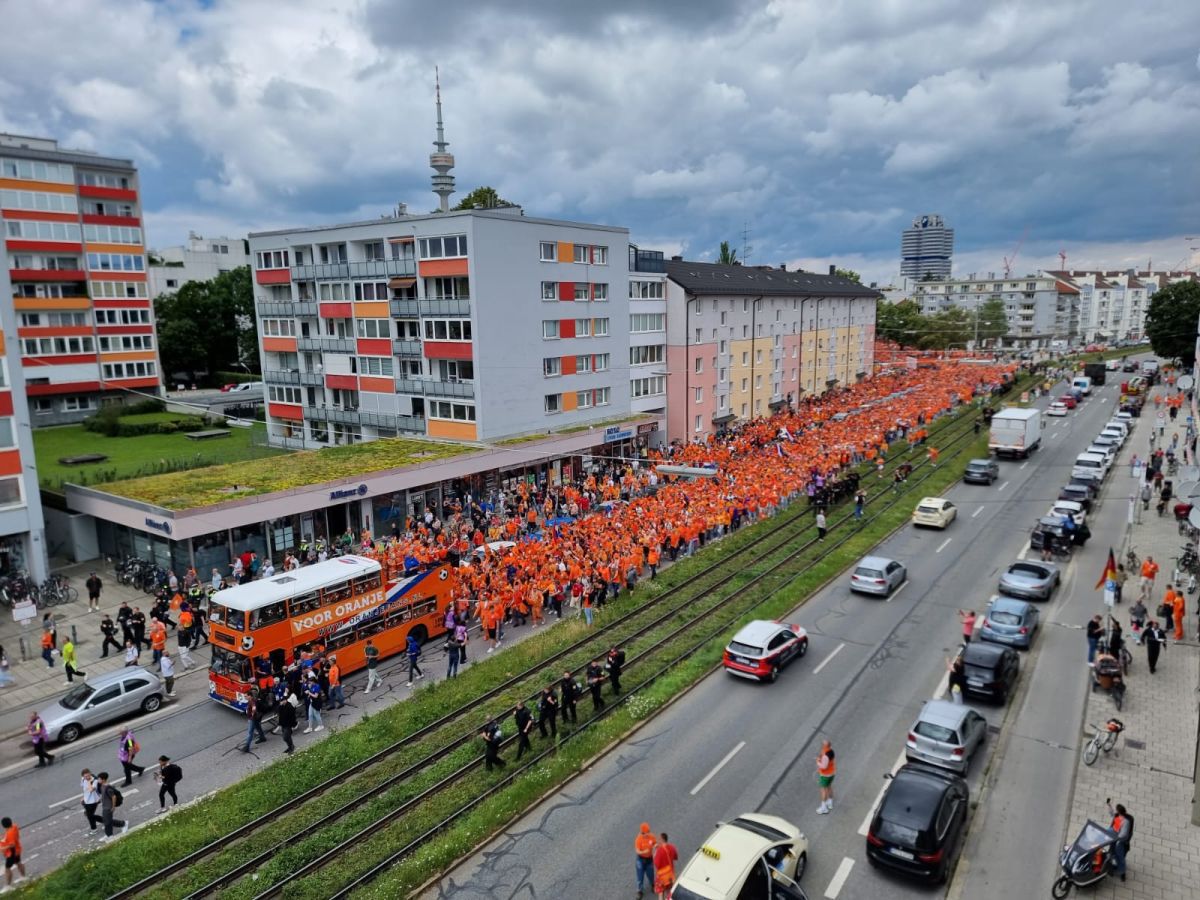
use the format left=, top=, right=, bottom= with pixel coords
left=210, top=646, right=251, bottom=680
left=209, top=602, right=244, bottom=631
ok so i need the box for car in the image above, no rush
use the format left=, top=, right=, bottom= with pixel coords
left=998, top=559, right=1060, bottom=600
left=1084, top=444, right=1117, bottom=467
left=1091, top=433, right=1120, bottom=451
left=1104, top=420, right=1130, bottom=437
left=1049, top=500, right=1086, bottom=526
left=962, top=459, right=999, bottom=485
left=228, top=381, right=264, bottom=393
left=1058, top=395, right=1078, bottom=409
left=850, top=556, right=907, bottom=597
left=905, top=700, right=988, bottom=774
left=979, top=595, right=1040, bottom=650
left=1046, top=402, right=1070, bottom=417
left=1057, top=484, right=1093, bottom=512
left=1122, top=360, right=1138, bottom=372
left=723, top=620, right=809, bottom=682
left=1069, top=473, right=1103, bottom=498
left=960, top=641, right=1020, bottom=703
left=1072, top=452, right=1109, bottom=481
left=1106, top=359, right=1121, bottom=371
left=865, top=763, right=969, bottom=884
left=912, top=498, right=957, bottom=529
left=1099, top=426, right=1127, bottom=445
left=219, top=382, right=238, bottom=392
left=36, top=667, right=164, bottom=744
left=670, top=814, right=809, bottom=900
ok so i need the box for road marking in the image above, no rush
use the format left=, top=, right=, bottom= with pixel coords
left=998, top=481, right=1010, bottom=492
left=1050, top=431, right=1058, bottom=439
left=813, top=642, right=845, bottom=674
left=936, top=537, right=952, bottom=553
left=972, top=505, right=985, bottom=518
left=1020, top=461, right=1029, bottom=470
left=51, top=787, right=138, bottom=809
left=887, top=581, right=910, bottom=603
left=824, top=857, right=855, bottom=899
left=689, top=741, right=746, bottom=796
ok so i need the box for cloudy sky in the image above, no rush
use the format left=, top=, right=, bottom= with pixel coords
left=2, top=0, right=1198, bottom=284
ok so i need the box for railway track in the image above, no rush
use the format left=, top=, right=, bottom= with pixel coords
left=108, top=404, right=986, bottom=900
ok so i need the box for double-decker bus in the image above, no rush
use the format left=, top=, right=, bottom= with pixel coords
left=207, top=555, right=454, bottom=711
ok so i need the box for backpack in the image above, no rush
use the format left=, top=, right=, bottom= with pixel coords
left=109, top=785, right=124, bottom=808
left=165, top=763, right=183, bottom=784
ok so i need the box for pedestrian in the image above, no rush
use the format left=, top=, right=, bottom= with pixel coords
left=62, top=636, right=85, bottom=684
left=123, top=638, right=139, bottom=667
left=190, top=603, right=209, bottom=649
left=653, top=832, right=679, bottom=899
left=1129, top=597, right=1147, bottom=643
left=239, top=689, right=268, bottom=751
left=277, top=688, right=298, bottom=754
left=1086, top=614, right=1103, bottom=665
left=1113, top=564, right=1127, bottom=605
left=446, top=630, right=461, bottom=679
left=1139, top=556, right=1159, bottom=601
left=100, top=614, right=122, bottom=658
left=28, top=712, right=53, bottom=768
left=40, top=628, right=54, bottom=668
left=96, top=772, right=127, bottom=840
left=405, top=633, right=424, bottom=687
left=587, top=660, right=606, bottom=710
left=816, top=739, right=836, bottom=814
left=364, top=638, right=383, bottom=693
left=327, top=655, right=345, bottom=708
left=303, top=671, right=324, bottom=733
left=1, top=816, right=26, bottom=889
left=634, top=823, right=657, bottom=899
left=481, top=719, right=506, bottom=771
left=1106, top=799, right=1132, bottom=882
left=130, top=607, right=147, bottom=651
left=85, top=571, right=103, bottom=612
left=1171, top=588, right=1185, bottom=641
left=560, top=670, right=579, bottom=724
left=80, top=769, right=101, bottom=834
left=43, top=612, right=57, bottom=649
left=149, top=617, right=166, bottom=664
left=514, top=700, right=534, bottom=759
left=538, top=685, right=559, bottom=739
left=1159, top=584, right=1177, bottom=633
left=159, top=651, right=175, bottom=697
left=117, top=728, right=145, bottom=785
left=945, top=655, right=966, bottom=704
left=606, top=645, right=625, bottom=696
left=154, top=755, right=183, bottom=812
left=854, top=489, right=865, bottom=522
left=1143, top=620, right=1166, bottom=673
left=455, top=620, right=469, bottom=665
left=958, top=609, right=977, bottom=644
left=816, top=509, right=827, bottom=541
left=176, top=627, right=195, bottom=671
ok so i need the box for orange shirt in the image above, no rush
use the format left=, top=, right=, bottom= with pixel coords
left=328, top=664, right=341, bottom=687
left=635, top=831, right=657, bottom=858
left=2, top=823, right=20, bottom=859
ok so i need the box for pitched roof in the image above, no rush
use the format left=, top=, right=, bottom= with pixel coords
left=665, top=260, right=880, bottom=298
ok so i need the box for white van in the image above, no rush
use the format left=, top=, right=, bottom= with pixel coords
left=1072, top=452, right=1108, bottom=480
left=1071, top=375, right=1092, bottom=395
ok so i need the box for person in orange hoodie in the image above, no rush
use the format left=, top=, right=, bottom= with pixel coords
left=1172, top=587, right=1185, bottom=641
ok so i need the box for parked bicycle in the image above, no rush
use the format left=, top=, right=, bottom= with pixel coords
left=1082, top=718, right=1124, bottom=766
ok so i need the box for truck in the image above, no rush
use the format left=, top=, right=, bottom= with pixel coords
left=988, top=407, right=1042, bottom=459
left=1083, top=362, right=1107, bottom=386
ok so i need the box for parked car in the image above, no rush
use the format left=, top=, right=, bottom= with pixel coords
left=37, top=667, right=164, bottom=744
left=229, top=381, right=264, bottom=393
left=1122, top=360, right=1139, bottom=372
left=960, top=642, right=1020, bottom=703
left=905, top=699, right=988, bottom=774
left=912, top=498, right=957, bottom=529
left=850, top=556, right=907, bottom=597
left=865, top=763, right=969, bottom=884
left=1046, top=402, right=1070, bottom=417
left=1106, top=359, right=1121, bottom=371
left=980, top=595, right=1040, bottom=650
left=962, top=459, right=999, bottom=485
left=1049, top=500, right=1086, bottom=526
left=722, top=620, right=809, bottom=682
left=672, top=814, right=809, bottom=900
left=219, top=382, right=238, bottom=392
left=998, top=559, right=1060, bottom=600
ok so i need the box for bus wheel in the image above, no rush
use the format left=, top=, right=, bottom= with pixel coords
left=409, top=625, right=429, bottom=646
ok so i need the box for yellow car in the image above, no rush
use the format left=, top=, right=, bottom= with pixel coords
left=912, top=497, right=957, bottom=529
left=670, top=813, right=809, bottom=899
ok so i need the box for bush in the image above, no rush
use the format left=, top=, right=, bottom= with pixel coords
left=81, top=407, right=209, bottom=438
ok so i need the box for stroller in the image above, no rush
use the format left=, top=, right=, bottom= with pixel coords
left=1052, top=820, right=1119, bottom=897
left=1091, top=654, right=1125, bottom=710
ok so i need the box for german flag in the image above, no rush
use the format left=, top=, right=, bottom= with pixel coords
left=1095, top=547, right=1117, bottom=591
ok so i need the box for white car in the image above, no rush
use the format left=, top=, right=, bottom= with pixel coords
left=1100, top=427, right=1127, bottom=445
left=1046, top=402, right=1069, bottom=417
left=723, top=620, right=809, bottom=682
left=670, top=814, right=809, bottom=900
left=913, top=497, right=957, bottom=529
left=1048, top=500, right=1086, bottom=526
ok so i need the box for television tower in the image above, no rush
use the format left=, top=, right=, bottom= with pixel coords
left=430, top=67, right=456, bottom=212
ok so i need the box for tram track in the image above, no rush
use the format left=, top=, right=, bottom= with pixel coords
left=107, top=402, right=988, bottom=900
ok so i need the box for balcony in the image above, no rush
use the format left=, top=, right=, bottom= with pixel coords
left=393, top=339, right=423, bottom=356
left=263, top=370, right=300, bottom=385
left=299, top=372, right=324, bottom=387
left=390, top=299, right=420, bottom=317
left=297, top=337, right=356, bottom=353
left=419, top=297, right=471, bottom=316
left=257, top=301, right=318, bottom=317
left=314, top=405, right=361, bottom=425
left=290, top=259, right=415, bottom=281
left=358, top=411, right=425, bottom=433
left=392, top=377, right=475, bottom=399
left=395, top=376, right=424, bottom=394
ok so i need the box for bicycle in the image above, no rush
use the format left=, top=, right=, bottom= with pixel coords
left=1082, top=718, right=1124, bottom=766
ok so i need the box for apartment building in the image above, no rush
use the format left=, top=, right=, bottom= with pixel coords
left=912, top=274, right=1081, bottom=346
left=1041, top=270, right=1149, bottom=343
left=1, top=133, right=160, bottom=424
left=148, top=232, right=249, bottom=297
left=627, top=244, right=669, bottom=418
left=0, top=238, right=48, bottom=581
left=249, top=208, right=632, bottom=447
left=662, top=260, right=879, bottom=440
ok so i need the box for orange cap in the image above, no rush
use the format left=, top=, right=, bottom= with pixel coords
left=640, top=823, right=651, bottom=833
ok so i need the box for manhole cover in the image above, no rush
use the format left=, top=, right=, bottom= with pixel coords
left=1125, top=738, right=1145, bottom=750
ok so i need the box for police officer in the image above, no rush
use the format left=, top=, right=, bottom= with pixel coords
left=481, top=719, right=505, bottom=771
left=586, top=660, right=606, bottom=711
left=513, top=701, right=534, bottom=759
left=606, top=646, right=625, bottom=696
left=100, top=615, right=122, bottom=658
left=559, top=670, right=579, bottom=724
left=538, top=685, right=559, bottom=739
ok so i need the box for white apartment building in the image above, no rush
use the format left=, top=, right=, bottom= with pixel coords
left=627, top=244, right=668, bottom=417
left=148, top=232, right=250, bottom=296
left=912, top=274, right=1080, bottom=346
left=1042, top=271, right=1147, bottom=343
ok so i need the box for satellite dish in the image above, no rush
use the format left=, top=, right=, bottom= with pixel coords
left=1178, top=375, right=1194, bottom=391
left=1189, top=506, right=1200, bottom=531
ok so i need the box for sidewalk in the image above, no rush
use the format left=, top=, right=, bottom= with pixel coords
left=1063, top=390, right=1200, bottom=899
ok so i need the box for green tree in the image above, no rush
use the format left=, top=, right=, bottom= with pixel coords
left=834, top=268, right=861, bottom=283
left=1145, top=280, right=1200, bottom=362
left=452, top=186, right=513, bottom=211
left=918, top=307, right=973, bottom=350
left=875, top=299, right=924, bottom=345
left=154, top=266, right=256, bottom=383
left=717, top=241, right=738, bottom=265
left=974, top=297, right=1009, bottom=344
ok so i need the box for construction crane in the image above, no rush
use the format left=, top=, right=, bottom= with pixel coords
left=1058, top=249, right=1067, bottom=271
left=1002, top=226, right=1030, bottom=278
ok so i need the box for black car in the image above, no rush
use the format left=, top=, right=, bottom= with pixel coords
left=1068, top=474, right=1102, bottom=500
left=963, top=459, right=999, bottom=485
left=1122, top=361, right=1138, bottom=372
left=866, top=763, right=970, bottom=884
left=961, top=642, right=1019, bottom=703
left=1057, top=484, right=1093, bottom=512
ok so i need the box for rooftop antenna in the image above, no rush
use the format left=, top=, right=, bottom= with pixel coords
left=740, top=221, right=753, bottom=265
left=430, top=67, right=456, bottom=212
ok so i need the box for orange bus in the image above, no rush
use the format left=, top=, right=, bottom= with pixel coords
left=207, top=555, right=455, bottom=712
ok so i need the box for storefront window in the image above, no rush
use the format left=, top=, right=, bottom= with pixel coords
left=231, top=523, right=267, bottom=566
left=194, top=530, right=232, bottom=580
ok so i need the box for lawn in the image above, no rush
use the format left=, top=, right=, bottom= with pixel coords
left=34, top=422, right=285, bottom=491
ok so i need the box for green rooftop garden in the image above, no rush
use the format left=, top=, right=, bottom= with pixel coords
left=95, top=437, right=476, bottom=509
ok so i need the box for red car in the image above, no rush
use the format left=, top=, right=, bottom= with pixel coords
left=723, top=620, right=809, bottom=682
left=220, top=383, right=238, bottom=392
left=1058, top=395, right=1077, bottom=409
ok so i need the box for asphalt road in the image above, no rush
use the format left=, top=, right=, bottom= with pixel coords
left=423, top=373, right=1133, bottom=900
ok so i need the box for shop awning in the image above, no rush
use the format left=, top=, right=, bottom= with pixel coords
left=388, top=277, right=417, bottom=289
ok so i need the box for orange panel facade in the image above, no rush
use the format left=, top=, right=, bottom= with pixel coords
left=426, top=419, right=477, bottom=441
left=562, top=392, right=579, bottom=412
left=353, top=301, right=390, bottom=318
left=417, top=257, right=469, bottom=278
left=0, top=177, right=75, bottom=194
left=358, top=376, right=395, bottom=394
left=13, top=297, right=92, bottom=310
left=262, top=337, right=298, bottom=353
left=0, top=449, right=22, bottom=477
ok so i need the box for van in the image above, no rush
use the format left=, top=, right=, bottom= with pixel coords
left=1071, top=376, right=1092, bottom=395
left=1072, top=452, right=1108, bottom=481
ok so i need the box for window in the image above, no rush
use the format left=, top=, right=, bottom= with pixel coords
left=630, top=313, right=665, bottom=333
left=0, top=418, right=13, bottom=449
left=695, top=357, right=703, bottom=374
left=539, top=241, right=557, bottom=262
left=263, top=319, right=298, bottom=337
left=574, top=284, right=589, bottom=302
left=6, top=220, right=82, bottom=242
left=354, top=319, right=389, bottom=339
left=94, top=308, right=151, bottom=325
left=429, top=401, right=476, bottom=421
left=417, top=235, right=468, bottom=259
left=720, top=311, right=727, bottom=325
left=576, top=390, right=593, bottom=409
left=101, top=360, right=156, bottom=379
left=353, top=281, right=389, bottom=301
left=695, top=415, right=702, bottom=432
left=574, top=354, right=592, bottom=373
left=742, top=351, right=749, bottom=366
left=33, top=399, right=53, bottom=415
left=92, top=280, right=148, bottom=299
left=630, top=376, right=665, bottom=398
left=357, top=357, right=393, bottom=377
left=0, top=189, right=78, bottom=213
left=543, top=357, right=561, bottom=377
left=422, top=319, right=472, bottom=341
left=756, top=349, right=763, bottom=363
left=542, top=320, right=560, bottom=339
left=544, top=393, right=562, bottom=413
left=719, top=368, right=727, bottom=382
left=1, top=157, right=74, bottom=183
left=594, top=353, right=610, bottom=371
left=573, top=244, right=589, bottom=263
left=694, top=328, right=702, bottom=343
left=541, top=281, right=557, bottom=300
left=254, top=250, right=290, bottom=269
left=83, top=224, right=142, bottom=244
left=694, top=387, right=703, bottom=403
left=268, top=385, right=302, bottom=404
left=21, top=336, right=96, bottom=356
left=629, top=280, right=664, bottom=299
left=87, top=252, right=144, bottom=272
left=20, top=312, right=89, bottom=327
left=630, top=345, right=664, bottom=366
left=592, top=283, right=608, bottom=301
left=250, top=601, right=288, bottom=630
left=61, top=396, right=95, bottom=413
left=97, top=334, right=154, bottom=352
left=575, top=318, right=591, bottom=337
left=79, top=171, right=130, bottom=189
left=595, top=386, right=610, bottom=406
left=425, top=276, right=468, bottom=300
left=363, top=241, right=385, bottom=261
left=594, top=246, right=608, bottom=265
left=593, top=318, right=609, bottom=336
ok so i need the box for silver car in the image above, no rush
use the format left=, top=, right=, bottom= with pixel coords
left=37, top=666, right=164, bottom=744
left=980, top=595, right=1040, bottom=650
left=850, top=555, right=907, bottom=597
left=905, top=699, right=988, bottom=774
left=998, top=559, right=1060, bottom=600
